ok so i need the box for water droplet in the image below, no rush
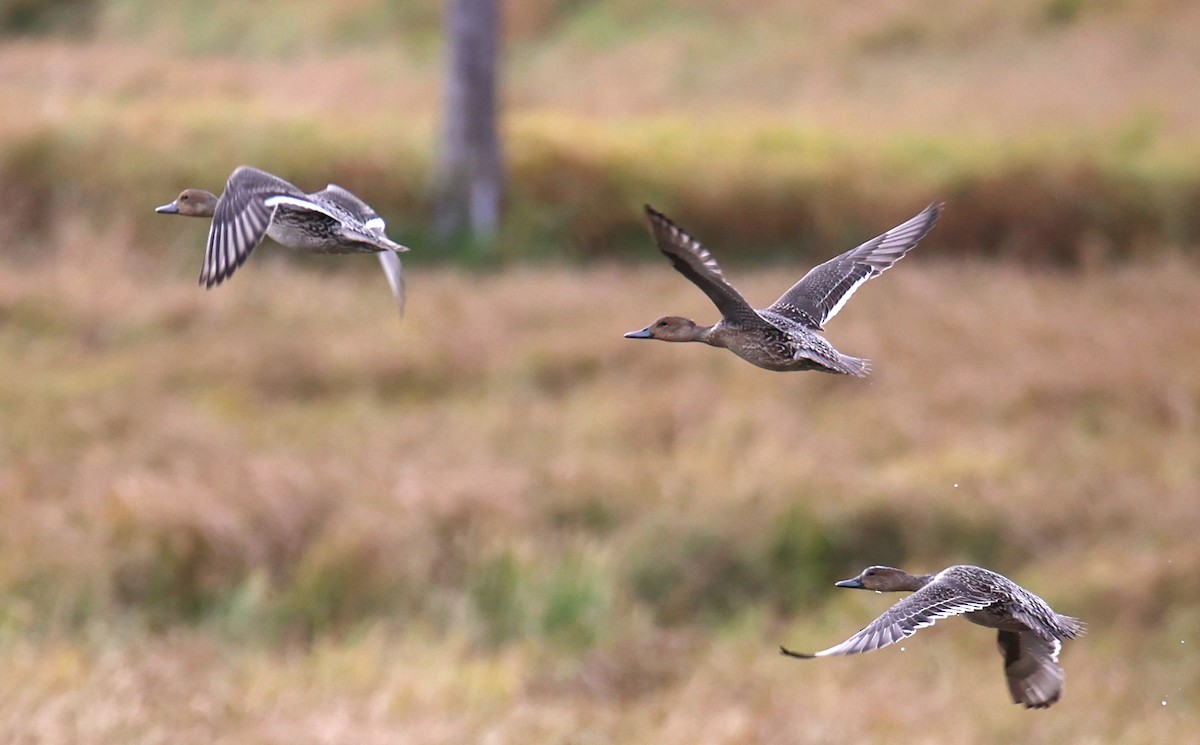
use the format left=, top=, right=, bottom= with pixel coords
left=1162, top=700, right=1168, bottom=706
left=900, top=646, right=906, bottom=652
left=953, top=483, right=959, bottom=488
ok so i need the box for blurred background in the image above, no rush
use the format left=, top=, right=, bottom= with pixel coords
left=0, top=1, right=1198, bottom=742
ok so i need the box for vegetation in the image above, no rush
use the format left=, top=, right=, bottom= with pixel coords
left=2, top=0, right=1200, bottom=264
left=1, top=1, right=1199, bottom=741
left=2, top=228, right=1199, bottom=740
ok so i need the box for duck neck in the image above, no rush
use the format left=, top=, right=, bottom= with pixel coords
left=698, top=323, right=725, bottom=347
left=904, top=572, right=937, bottom=591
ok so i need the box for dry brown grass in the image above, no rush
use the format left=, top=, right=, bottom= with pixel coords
left=1, top=223, right=1198, bottom=742
left=1, top=3, right=1199, bottom=738
left=12, top=0, right=1195, bottom=136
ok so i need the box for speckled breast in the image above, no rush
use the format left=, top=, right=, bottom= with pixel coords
left=267, top=208, right=342, bottom=252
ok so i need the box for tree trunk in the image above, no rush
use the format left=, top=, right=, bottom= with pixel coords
left=435, top=0, right=503, bottom=247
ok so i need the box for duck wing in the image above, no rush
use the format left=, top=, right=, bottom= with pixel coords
left=313, top=184, right=375, bottom=221
left=201, top=166, right=316, bottom=288
left=997, top=630, right=1066, bottom=709
left=766, top=202, right=942, bottom=329
left=781, top=578, right=994, bottom=658
left=644, top=206, right=763, bottom=326
left=1003, top=602, right=1086, bottom=648
left=375, top=252, right=406, bottom=317
left=310, top=184, right=394, bottom=246
left=314, top=184, right=407, bottom=317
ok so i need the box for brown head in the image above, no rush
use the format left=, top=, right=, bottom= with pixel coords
left=155, top=189, right=219, bottom=218
left=835, top=566, right=932, bottom=593
left=624, top=316, right=706, bottom=343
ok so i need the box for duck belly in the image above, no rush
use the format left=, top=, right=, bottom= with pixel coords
left=267, top=208, right=377, bottom=254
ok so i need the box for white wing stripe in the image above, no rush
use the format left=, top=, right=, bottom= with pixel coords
left=233, top=219, right=248, bottom=264
left=822, top=273, right=870, bottom=324
left=263, top=194, right=339, bottom=220
left=223, top=223, right=236, bottom=273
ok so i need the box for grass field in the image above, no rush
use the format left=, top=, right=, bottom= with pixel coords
left=2, top=1, right=1199, bottom=742
left=1, top=226, right=1198, bottom=742
left=3, top=0, right=1200, bottom=262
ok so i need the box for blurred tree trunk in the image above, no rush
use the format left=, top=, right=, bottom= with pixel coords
left=434, top=0, right=504, bottom=248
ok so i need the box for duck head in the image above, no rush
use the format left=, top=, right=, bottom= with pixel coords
left=835, top=566, right=929, bottom=592
left=155, top=189, right=219, bottom=218
left=624, top=316, right=706, bottom=343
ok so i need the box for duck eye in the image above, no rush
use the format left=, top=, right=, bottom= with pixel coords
left=180, top=194, right=189, bottom=201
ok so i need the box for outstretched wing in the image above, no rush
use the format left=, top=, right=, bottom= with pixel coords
left=786, top=580, right=994, bottom=658
left=766, top=202, right=942, bottom=329
left=997, top=630, right=1066, bottom=709
left=201, top=166, right=309, bottom=288
left=644, top=206, right=763, bottom=326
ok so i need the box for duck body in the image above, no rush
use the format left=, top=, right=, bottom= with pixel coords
left=263, top=202, right=375, bottom=254
left=156, top=166, right=409, bottom=314
left=782, top=565, right=1085, bottom=709
left=700, top=315, right=866, bottom=374
left=625, top=203, right=942, bottom=375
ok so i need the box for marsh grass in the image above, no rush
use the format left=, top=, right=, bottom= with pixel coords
left=1, top=222, right=1199, bottom=740
left=4, top=0, right=1200, bottom=264
left=2, top=2, right=1200, bottom=739
left=3, top=104, right=1199, bottom=266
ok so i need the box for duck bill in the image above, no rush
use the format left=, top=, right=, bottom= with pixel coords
left=834, top=577, right=865, bottom=589
left=624, top=327, right=654, bottom=339
left=155, top=202, right=180, bottom=214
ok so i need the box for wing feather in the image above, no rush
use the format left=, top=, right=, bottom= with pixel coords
left=767, top=202, right=942, bottom=328
left=644, top=205, right=763, bottom=326
left=377, top=251, right=406, bottom=317
left=201, top=166, right=306, bottom=288
left=807, top=581, right=994, bottom=657
left=997, top=630, right=1067, bottom=708
left=313, top=184, right=377, bottom=223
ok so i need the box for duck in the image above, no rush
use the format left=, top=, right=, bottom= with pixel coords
left=780, top=565, right=1085, bottom=709
left=624, top=203, right=942, bottom=374
left=156, top=166, right=410, bottom=315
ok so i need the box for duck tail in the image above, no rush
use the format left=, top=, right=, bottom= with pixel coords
left=1058, top=614, right=1086, bottom=638
left=376, top=234, right=410, bottom=253
left=834, top=353, right=871, bottom=377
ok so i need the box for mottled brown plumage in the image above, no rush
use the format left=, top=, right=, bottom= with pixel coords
left=157, top=166, right=409, bottom=315
left=781, top=565, right=1085, bottom=709
left=625, top=203, right=942, bottom=374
